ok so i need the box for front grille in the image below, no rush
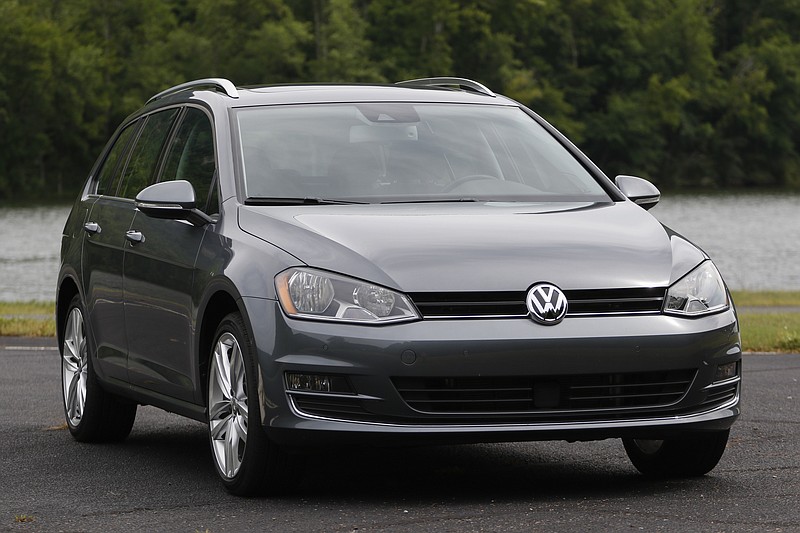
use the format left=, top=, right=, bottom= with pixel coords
left=566, top=288, right=667, bottom=315
left=393, top=369, right=696, bottom=414
left=409, top=287, right=666, bottom=319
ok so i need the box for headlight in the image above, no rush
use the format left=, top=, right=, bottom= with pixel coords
left=664, top=261, right=729, bottom=317
left=275, top=268, right=420, bottom=324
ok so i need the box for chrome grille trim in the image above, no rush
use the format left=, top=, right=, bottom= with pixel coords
left=700, top=377, right=740, bottom=408
left=289, top=394, right=739, bottom=427
left=290, top=394, right=373, bottom=420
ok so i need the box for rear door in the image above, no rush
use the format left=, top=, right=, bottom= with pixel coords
left=82, top=120, right=141, bottom=383
left=86, top=107, right=179, bottom=384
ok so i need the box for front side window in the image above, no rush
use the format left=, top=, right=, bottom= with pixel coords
left=118, top=108, right=179, bottom=199
left=161, top=107, right=216, bottom=213
left=95, top=121, right=139, bottom=196
left=235, top=104, right=610, bottom=203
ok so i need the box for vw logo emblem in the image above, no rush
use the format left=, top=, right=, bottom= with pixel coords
left=526, top=283, right=568, bottom=325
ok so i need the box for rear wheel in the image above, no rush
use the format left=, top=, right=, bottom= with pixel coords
left=623, top=430, right=730, bottom=477
left=207, top=312, right=291, bottom=496
left=61, top=294, right=136, bottom=442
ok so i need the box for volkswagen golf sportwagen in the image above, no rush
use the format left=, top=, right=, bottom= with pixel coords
left=57, top=77, right=740, bottom=495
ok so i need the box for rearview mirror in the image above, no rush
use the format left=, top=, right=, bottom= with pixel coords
left=615, top=175, right=660, bottom=210
left=135, top=180, right=213, bottom=226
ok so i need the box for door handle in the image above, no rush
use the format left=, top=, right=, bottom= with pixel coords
left=83, top=222, right=102, bottom=235
left=125, top=230, right=145, bottom=244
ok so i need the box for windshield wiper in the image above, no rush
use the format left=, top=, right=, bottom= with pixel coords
left=245, top=197, right=368, bottom=206
left=380, top=198, right=479, bottom=204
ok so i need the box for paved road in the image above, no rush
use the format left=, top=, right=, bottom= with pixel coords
left=2, top=337, right=798, bottom=532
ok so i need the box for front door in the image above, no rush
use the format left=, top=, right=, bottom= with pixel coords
left=123, top=214, right=207, bottom=401
left=123, top=106, right=218, bottom=401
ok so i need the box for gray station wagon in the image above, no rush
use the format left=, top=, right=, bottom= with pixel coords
left=57, top=77, right=741, bottom=495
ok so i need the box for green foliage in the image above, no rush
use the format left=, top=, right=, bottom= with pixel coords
left=0, top=1, right=59, bottom=198
left=1, top=0, right=800, bottom=202
left=309, top=0, right=383, bottom=82
left=189, top=0, right=311, bottom=84
left=367, top=0, right=459, bottom=79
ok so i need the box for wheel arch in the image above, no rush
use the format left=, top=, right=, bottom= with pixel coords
left=56, top=274, right=81, bottom=348
left=196, top=284, right=257, bottom=407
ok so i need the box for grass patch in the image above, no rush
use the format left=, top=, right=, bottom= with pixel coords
left=731, top=291, right=800, bottom=307
left=0, top=317, right=56, bottom=337
left=0, top=301, right=54, bottom=316
left=0, top=301, right=55, bottom=337
left=739, top=313, right=800, bottom=353
left=0, top=297, right=798, bottom=352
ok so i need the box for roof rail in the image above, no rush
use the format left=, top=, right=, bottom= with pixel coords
left=147, top=78, right=239, bottom=103
left=395, top=77, right=495, bottom=97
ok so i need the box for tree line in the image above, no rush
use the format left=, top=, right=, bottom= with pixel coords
left=1, top=0, right=799, bottom=201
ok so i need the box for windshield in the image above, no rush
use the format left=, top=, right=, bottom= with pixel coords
left=235, top=103, right=610, bottom=203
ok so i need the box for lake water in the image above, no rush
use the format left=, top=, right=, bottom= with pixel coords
left=0, top=205, right=72, bottom=302
left=0, top=193, right=798, bottom=301
left=650, top=193, right=799, bottom=292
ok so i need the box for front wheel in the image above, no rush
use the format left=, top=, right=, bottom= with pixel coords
left=622, top=430, right=730, bottom=477
left=207, top=312, right=292, bottom=496
left=60, top=294, right=136, bottom=442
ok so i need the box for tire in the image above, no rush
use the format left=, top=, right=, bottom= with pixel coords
left=60, top=294, right=137, bottom=442
left=207, top=312, right=292, bottom=496
left=622, top=430, right=730, bottom=477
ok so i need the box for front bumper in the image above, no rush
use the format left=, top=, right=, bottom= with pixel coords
left=242, top=298, right=741, bottom=447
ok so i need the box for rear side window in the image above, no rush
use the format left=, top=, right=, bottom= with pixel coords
left=95, top=121, right=139, bottom=196
left=161, top=108, right=216, bottom=213
left=118, top=108, right=179, bottom=199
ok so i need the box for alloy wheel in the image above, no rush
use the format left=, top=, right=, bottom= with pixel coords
left=208, top=332, right=249, bottom=479
left=62, top=307, right=88, bottom=426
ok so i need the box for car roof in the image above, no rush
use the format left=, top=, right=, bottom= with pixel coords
left=231, top=84, right=517, bottom=107
left=144, top=78, right=520, bottom=110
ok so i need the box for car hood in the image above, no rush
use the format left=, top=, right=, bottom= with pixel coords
left=238, top=201, right=705, bottom=292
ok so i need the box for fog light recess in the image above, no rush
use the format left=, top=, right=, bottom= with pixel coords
left=714, top=362, right=739, bottom=382
left=285, top=372, right=354, bottom=394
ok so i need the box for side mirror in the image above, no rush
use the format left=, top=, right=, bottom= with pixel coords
left=615, top=175, right=660, bottom=210
left=135, top=180, right=213, bottom=226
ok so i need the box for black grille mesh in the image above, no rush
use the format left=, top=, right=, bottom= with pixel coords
left=393, top=369, right=696, bottom=414
left=409, top=287, right=666, bottom=318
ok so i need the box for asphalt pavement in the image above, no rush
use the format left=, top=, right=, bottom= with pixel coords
left=2, top=337, right=798, bottom=532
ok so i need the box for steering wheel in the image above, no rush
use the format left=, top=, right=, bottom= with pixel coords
left=441, top=174, right=498, bottom=192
